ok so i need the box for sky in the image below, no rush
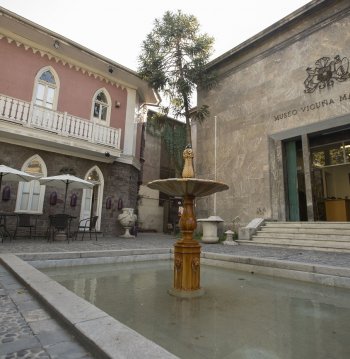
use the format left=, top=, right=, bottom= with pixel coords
left=0, top=0, right=311, bottom=72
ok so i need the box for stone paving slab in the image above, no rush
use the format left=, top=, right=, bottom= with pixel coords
left=0, top=265, right=94, bottom=359
left=0, top=254, right=179, bottom=359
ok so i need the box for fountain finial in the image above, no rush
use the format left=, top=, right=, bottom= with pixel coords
left=182, top=144, right=195, bottom=178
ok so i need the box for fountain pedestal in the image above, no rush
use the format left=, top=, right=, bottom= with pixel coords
left=169, top=194, right=204, bottom=297
left=147, top=146, right=228, bottom=298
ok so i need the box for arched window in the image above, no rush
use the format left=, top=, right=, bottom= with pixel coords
left=16, top=156, right=47, bottom=213
left=92, top=89, right=111, bottom=125
left=33, top=67, right=59, bottom=110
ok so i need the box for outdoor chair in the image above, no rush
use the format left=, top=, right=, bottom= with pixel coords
left=0, top=214, right=13, bottom=243
left=75, top=216, right=98, bottom=241
left=47, top=214, right=71, bottom=242
left=14, top=214, right=37, bottom=240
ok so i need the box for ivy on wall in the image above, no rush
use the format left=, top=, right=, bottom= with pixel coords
left=146, top=113, right=186, bottom=176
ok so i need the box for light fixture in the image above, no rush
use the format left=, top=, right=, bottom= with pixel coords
left=53, top=40, right=60, bottom=49
left=115, top=101, right=121, bottom=108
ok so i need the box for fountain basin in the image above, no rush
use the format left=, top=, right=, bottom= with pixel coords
left=2, top=251, right=350, bottom=359
left=42, top=259, right=350, bottom=359
left=147, top=178, right=229, bottom=197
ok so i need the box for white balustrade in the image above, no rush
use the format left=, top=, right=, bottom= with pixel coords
left=0, top=94, right=120, bottom=149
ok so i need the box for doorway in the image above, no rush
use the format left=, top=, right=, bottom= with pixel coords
left=309, top=128, right=350, bottom=221
left=80, top=166, right=104, bottom=230
left=284, top=139, right=307, bottom=221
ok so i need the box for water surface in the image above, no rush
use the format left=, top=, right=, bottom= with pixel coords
left=42, top=261, right=350, bottom=359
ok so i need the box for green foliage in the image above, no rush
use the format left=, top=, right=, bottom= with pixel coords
left=138, top=10, right=215, bottom=145
left=193, top=231, right=203, bottom=241
left=146, top=113, right=186, bottom=175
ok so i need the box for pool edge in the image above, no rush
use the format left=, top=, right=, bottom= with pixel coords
left=0, top=252, right=178, bottom=359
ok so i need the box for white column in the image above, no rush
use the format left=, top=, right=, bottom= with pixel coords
left=124, top=88, right=137, bottom=156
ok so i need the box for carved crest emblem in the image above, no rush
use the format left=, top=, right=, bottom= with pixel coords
left=304, top=55, right=350, bottom=93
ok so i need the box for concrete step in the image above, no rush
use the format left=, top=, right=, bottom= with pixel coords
left=260, top=227, right=350, bottom=235
left=254, top=232, right=350, bottom=242
left=237, top=239, right=350, bottom=253
left=248, top=237, right=350, bottom=248
left=240, top=221, right=350, bottom=252
left=265, top=221, right=350, bottom=229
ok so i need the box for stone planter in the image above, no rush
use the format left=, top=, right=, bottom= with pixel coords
left=223, top=230, right=238, bottom=246
left=197, top=216, right=224, bottom=243
left=118, top=208, right=137, bottom=238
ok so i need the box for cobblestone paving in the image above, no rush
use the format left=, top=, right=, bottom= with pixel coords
left=0, top=265, right=93, bottom=359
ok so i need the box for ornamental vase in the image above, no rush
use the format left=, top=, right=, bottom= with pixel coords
left=118, top=208, right=137, bottom=238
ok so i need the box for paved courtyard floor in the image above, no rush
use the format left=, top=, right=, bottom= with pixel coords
left=1, top=232, right=350, bottom=268
left=1, top=233, right=350, bottom=358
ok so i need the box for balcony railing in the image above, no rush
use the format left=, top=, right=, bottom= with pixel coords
left=0, top=94, right=121, bottom=149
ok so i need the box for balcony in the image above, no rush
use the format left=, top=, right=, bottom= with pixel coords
left=0, top=94, right=121, bottom=161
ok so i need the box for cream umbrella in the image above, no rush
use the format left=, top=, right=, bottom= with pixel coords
left=0, top=164, right=37, bottom=192
left=39, top=174, right=93, bottom=213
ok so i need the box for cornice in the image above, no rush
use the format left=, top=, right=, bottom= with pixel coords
left=206, top=1, right=350, bottom=81
left=0, top=31, right=129, bottom=90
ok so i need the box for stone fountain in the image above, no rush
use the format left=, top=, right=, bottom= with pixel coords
left=147, top=146, right=228, bottom=297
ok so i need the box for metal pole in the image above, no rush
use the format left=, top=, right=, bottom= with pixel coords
left=214, top=116, right=217, bottom=215
left=63, top=181, right=68, bottom=213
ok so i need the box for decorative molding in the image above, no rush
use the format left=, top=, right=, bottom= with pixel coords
left=304, top=55, right=350, bottom=93
left=0, top=33, right=124, bottom=89
left=211, top=5, right=350, bottom=81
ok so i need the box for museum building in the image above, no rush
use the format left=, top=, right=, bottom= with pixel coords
left=195, top=0, right=350, bottom=226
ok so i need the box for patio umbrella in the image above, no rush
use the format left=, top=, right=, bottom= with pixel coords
left=39, top=174, right=93, bottom=213
left=0, top=164, right=37, bottom=192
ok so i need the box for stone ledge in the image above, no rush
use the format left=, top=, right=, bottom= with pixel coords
left=16, top=248, right=172, bottom=261
left=29, top=253, right=171, bottom=269
left=0, top=254, right=178, bottom=359
left=201, top=252, right=350, bottom=277
left=201, top=254, right=350, bottom=289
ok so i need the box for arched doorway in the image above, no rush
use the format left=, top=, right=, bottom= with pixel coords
left=80, top=166, right=104, bottom=230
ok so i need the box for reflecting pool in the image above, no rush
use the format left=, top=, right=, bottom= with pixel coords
left=42, top=261, right=350, bottom=359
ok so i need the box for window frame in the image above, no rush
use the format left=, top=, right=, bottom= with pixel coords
left=91, top=88, right=111, bottom=126
left=32, top=66, right=60, bottom=110
left=15, top=155, right=47, bottom=214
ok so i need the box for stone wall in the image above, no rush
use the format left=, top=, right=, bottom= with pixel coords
left=196, top=0, right=350, bottom=226
left=0, top=142, right=139, bottom=236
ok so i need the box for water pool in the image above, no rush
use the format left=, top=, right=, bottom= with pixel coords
left=42, top=261, right=350, bottom=359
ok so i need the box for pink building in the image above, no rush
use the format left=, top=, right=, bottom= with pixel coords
left=0, top=7, right=158, bottom=236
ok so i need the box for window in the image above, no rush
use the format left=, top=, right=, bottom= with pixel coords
left=33, top=67, right=59, bottom=110
left=92, top=89, right=111, bottom=125
left=311, top=141, right=350, bottom=167
left=16, top=156, right=47, bottom=213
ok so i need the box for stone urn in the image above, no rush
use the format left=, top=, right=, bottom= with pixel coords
left=118, top=208, right=137, bottom=238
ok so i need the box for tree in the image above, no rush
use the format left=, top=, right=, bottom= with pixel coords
left=138, top=10, right=215, bottom=147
